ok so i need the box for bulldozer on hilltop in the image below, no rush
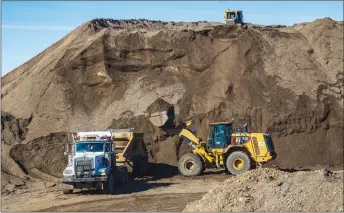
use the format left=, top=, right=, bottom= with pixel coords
left=224, top=9, right=248, bottom=29
left=145, top=107, right=276, bottom=176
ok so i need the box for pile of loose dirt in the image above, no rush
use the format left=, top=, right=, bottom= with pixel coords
left=89, top=18, right=221, bottom=32
left=1, top=18, right=343, bottom=182
left=183, top=168, right=344, bottom=212
left=1, top=112, right=33, bottom=193
left=9, top=132, right=70, bottom=178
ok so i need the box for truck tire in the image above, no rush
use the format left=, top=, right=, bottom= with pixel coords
left=140, top=157, right=148, bottom=175
left=62, top=183, right=73, bottom=194
left=121, top=166, right=128, bottom=184
left=133, top=158, right=141, bottom=177
left=178, top=153, right=204, bottom=177
left=226, top=151, right=251, bottom=175
left=103, top=172, right=115, bottom=194
left=123, top=167, right=129, bottom=184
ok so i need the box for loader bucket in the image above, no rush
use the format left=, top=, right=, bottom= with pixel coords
left=145, top=106, right=176, bottom=127
left=146, top=111, right=169, bottom=127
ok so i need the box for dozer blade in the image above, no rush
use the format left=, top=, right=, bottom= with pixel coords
left=145, top=111, right=169, bottom=127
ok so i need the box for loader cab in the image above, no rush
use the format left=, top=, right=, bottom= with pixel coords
left=207, top=122, right=232, bottom=149
left=224, top=10, right=244, bottom=25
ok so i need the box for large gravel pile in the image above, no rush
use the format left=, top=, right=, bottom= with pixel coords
left=1, top=18, right=343, bottom=186
left=183, top=168, right=344, bottom=212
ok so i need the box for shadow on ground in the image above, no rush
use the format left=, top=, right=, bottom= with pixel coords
left=146, top=162, right=179, bottom=180
left=75, top=180, right=174, bottom=195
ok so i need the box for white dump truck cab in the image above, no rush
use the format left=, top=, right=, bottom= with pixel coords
left=61, top=130, right=128, bottom=194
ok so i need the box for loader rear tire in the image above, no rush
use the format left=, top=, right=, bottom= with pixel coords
left=226, top=151, right=251, bottom=175
left=178, top=153, right=204, bottom=177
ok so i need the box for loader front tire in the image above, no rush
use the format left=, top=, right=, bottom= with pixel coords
left=178, top=153, right=204, bottom=177
left=226, top=151, right=251, bottom=175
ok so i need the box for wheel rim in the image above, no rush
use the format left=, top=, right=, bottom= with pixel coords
left=232, top=158, right=244, bottom=170
left=185, top=160, right=195, bottom=171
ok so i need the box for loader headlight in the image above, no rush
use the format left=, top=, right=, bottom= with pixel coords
left=98, top=168, right=107, bottom=173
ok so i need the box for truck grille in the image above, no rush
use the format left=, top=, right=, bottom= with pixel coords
left=74, top=158, right=94, bottom=178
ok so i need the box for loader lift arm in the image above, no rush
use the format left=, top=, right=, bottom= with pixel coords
left=160, top=120, right=214, bottom=164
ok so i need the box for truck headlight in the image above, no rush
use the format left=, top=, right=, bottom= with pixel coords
left=64, top=169, right=73, bottom=174
left=98, top=168, right=106, bottom=173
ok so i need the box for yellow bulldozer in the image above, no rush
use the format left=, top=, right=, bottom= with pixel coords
left=145, top=108, right=276, bottom=176
left=224, top=9, right=248, bottom=29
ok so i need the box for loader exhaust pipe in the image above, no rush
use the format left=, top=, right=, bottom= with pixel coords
left=243, top=123, right=248, bottom=133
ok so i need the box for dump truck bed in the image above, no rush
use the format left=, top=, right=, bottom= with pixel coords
left=111, top=129, right=148, bottom=164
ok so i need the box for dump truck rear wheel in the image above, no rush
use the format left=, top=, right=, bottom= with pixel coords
left=141, top=157, right=148, bottom=175
left=133, top=158, right=142, bottom=177
left=178, top=153, right=204, bottom=177
left=124, top=169, right=129, bottom=184
left=62, top=183, right=73, bottom=194
left=226, top=151, right=251, bottom=175
left=122, top=167, right=128, bottom=184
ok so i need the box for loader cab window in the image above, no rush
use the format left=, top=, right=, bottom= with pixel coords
left=229, top=12, right=235, bottom=19
left=208, top=124, right=231, bottom=149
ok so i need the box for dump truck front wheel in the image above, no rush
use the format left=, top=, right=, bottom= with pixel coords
left=103, top=172, right=115, bottom=194
left=62, top=183, right=73, bottom=194
left=226, top=151, right=251, bottom=175
left=178, top=153, right=204, bottom=177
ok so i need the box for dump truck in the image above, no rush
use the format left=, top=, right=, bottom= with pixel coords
left=61, top=130, right=128, bottom=194
left=145, top=108, right=276, bottom=176
left=224, top=9, right=248, bottom=29
left=112, top=128, right=148, bottom=176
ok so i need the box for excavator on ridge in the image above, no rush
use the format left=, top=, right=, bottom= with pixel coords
left=145, top=106, right=276, bottom=176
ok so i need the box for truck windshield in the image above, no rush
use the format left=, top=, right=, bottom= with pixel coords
left=76, top=143, right=104, bottom=152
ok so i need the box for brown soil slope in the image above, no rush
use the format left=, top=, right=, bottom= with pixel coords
left=1, top=18, right=343, bottom=180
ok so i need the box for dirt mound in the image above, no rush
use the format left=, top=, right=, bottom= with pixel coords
left=1, top=18, right=343, bottom=181
left=89, top=18, right=221, bottom=32
left=183, top=168, right=344, bottom=212
left=9, top=132, right=70, bottom=178
left=1, top=112, right=34, bottom=191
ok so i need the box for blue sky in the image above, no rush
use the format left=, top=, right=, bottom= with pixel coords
left=2, top=1, right=343, bottom=76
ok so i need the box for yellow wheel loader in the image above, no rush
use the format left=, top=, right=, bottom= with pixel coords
left=224, top=9, right=248, bottom=29
left=145, top=109, right=276, bottom=176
